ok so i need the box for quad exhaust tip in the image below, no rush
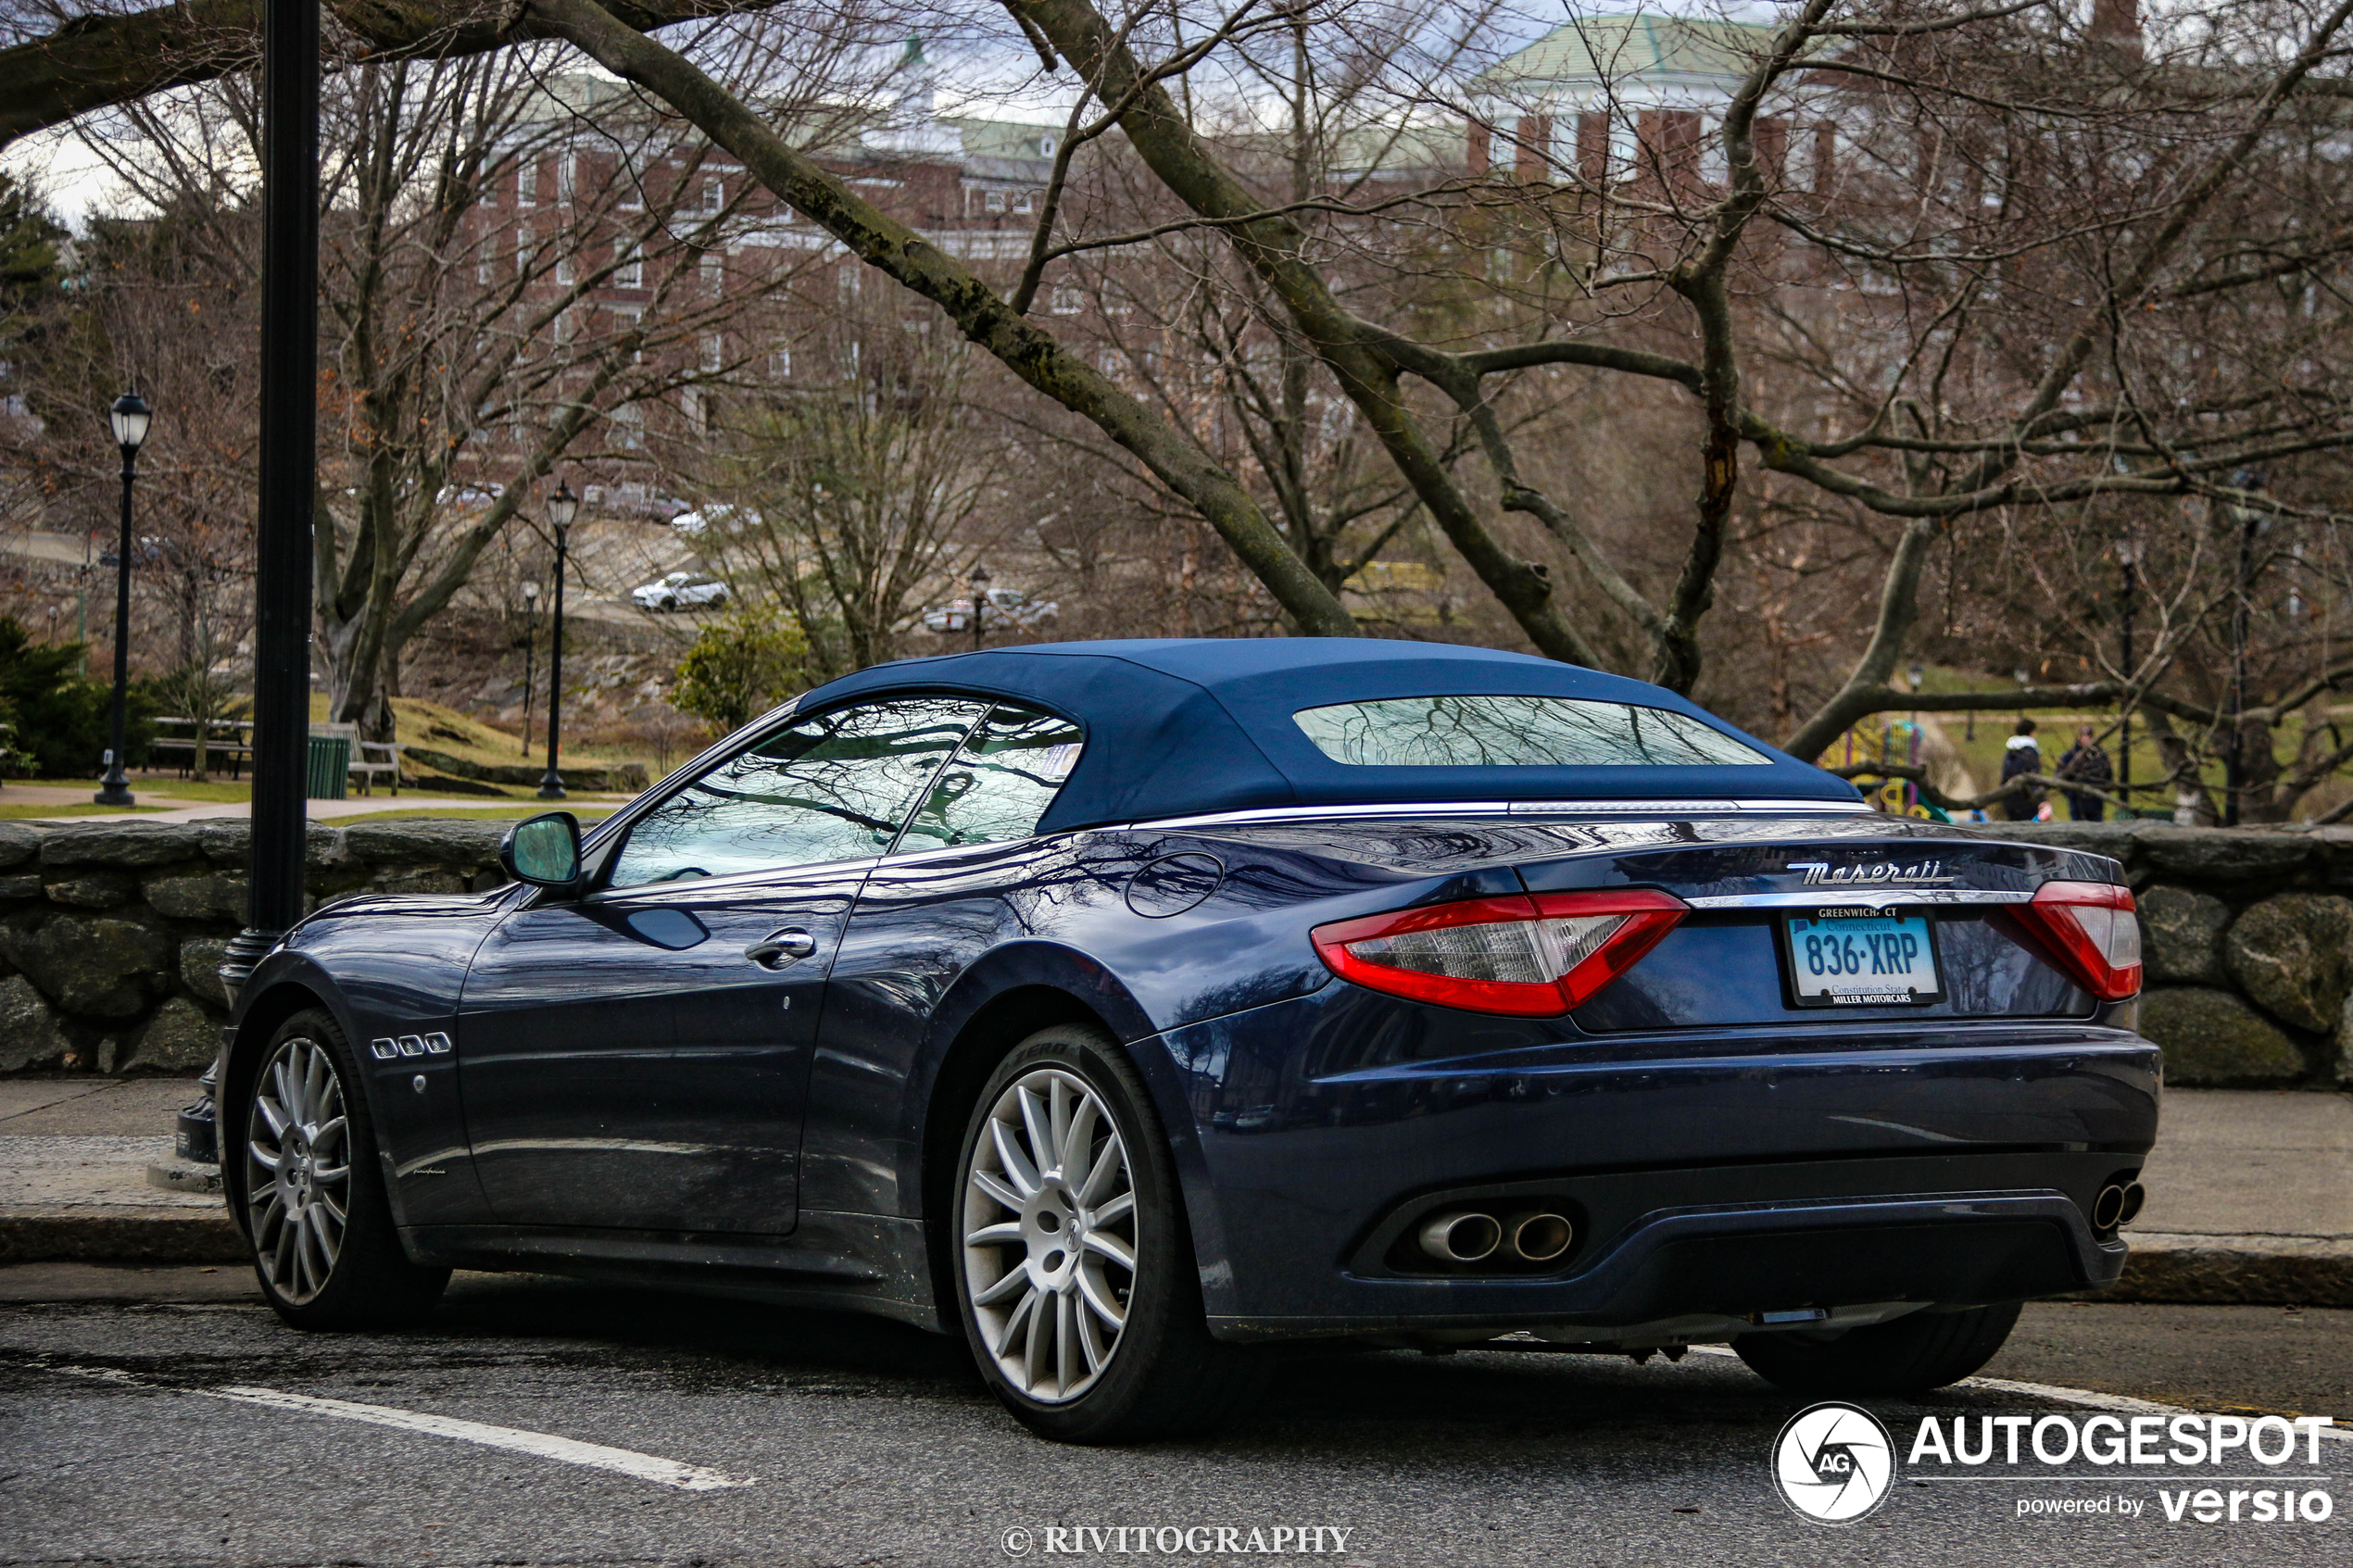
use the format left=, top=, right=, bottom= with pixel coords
left=1419, top=1210, right=1502, bottom=1263
left=2092, top=1180, right=2146, bottom=1231
left=1417, top=1209, right=1576, bottom=1266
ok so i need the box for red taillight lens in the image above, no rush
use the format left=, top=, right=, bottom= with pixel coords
left=1310, top=890, right=1688, bottom=1017
left=2016, top=881, right=2143, bottom=1002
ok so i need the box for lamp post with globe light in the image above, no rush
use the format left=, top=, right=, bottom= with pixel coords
left=94, top=391, right=152, bottom=807
left=537, top=483, right=578, bottom=800
left=968, top=562, right=990, bottom=652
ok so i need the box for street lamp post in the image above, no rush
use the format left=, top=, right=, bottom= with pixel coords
left=95, top=391, right=152, bottom=807
left=2224, top=471, right=2266, bottom=828
left=2117, top=533, right=2139, bottom=817
left=968, top=563, right=990, bottom=652
left=519, top=580, right=540, bottom=759
left=537, top=483, right=578, bottom=801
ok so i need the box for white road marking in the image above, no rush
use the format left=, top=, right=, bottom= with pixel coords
left=30, top=1361, right=757, bottom=1489
left=1685, top=1345, right=2347, bottom=1436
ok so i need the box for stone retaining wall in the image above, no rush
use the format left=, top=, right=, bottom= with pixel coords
left=1, top=815, right=2347, bottom=1088
left=0, top=818, right=511, bottom=1073
left=1975, top=822, right=2353, bottom=1088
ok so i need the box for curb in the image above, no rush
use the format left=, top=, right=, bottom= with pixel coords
left=2089, top=1232, right=2353, bottom=1309
left=0, top=1209, right=244, bottom=1264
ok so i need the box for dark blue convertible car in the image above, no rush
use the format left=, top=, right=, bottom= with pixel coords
left=222, top=639, right=2155, bottom=1441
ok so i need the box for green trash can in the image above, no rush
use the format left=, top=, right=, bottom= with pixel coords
left=305, top=733, right=351, bottom=800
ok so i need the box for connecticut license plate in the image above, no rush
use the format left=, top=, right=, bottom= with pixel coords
left=1781, top=910, right=1944, bottom=1007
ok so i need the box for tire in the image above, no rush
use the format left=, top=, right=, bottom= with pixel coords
left=1734, top=1301, right=2021, bottom=1398
left=236, top=1008, right=449, bottom=1330
left=950, top=1023, right=1268, bottom=1443
left=660, top=596, right=678, bottom=611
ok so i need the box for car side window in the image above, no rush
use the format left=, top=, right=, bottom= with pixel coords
left=897, top=705, right=1084, bottom=852
left=608, top=696, right=990, bottom=888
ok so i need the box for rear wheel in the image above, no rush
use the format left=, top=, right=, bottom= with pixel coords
left=1734, top=1302, right=2020, bottom=1398
left=239, top=1009, right=448, bottom=1329
left=951, top=1024, right=1267, bottom=1443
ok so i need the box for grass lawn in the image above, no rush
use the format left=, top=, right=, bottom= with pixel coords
left=333, top=805, right=621, bottom=822
left=19, top=776, right=253, bottom=802
left=0, top=802, right=170, bottom=819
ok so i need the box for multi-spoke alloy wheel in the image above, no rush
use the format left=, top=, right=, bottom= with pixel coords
left=962, top=1066, right=1139, bottom=1404
left=245, top=1035, right=352, bottom=1305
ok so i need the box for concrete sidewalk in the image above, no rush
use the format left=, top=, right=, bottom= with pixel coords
left=3, top=1077, right=2348, bottom=1303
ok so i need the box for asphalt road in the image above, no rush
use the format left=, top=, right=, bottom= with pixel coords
left=1, top=1268, right=2344, bottom=1567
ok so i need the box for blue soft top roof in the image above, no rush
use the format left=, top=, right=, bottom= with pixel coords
left=797, top=638, right=1860, bottom=832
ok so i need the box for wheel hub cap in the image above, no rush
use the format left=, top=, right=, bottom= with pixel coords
left=963, top=1066, right=1139, bottom=1405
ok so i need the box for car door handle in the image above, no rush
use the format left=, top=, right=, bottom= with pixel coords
left=745, top=928, right=818, bottom=969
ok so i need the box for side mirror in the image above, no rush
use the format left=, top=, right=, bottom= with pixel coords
left=501, top=811, right=582, bottom=889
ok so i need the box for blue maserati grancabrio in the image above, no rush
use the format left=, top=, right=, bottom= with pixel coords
left=221, top=638, right=2154, bottom=1441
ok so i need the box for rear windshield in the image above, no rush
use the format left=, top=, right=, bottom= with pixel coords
left=1293, top=695, right=1770, bottom=769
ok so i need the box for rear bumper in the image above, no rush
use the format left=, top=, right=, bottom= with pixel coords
left=1154, top=990, right=2158, bottom=1340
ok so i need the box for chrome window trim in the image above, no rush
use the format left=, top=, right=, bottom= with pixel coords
left=585, top=856, right=887, bottom=905
left=1682, top=889, right=2032, bottom=910
left=1118, top=797, right=1871, bottom=832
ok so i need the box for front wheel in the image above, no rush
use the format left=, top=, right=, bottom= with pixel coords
left=1734, top=1301, right=2020, bottom=1398
left=952, top=1024, right=1267, bottom=1443
left=238, top=1009, right=449, bottom=1329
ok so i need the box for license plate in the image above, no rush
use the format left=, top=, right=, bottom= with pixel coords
left=1781, top=911, right=1944, bottom=1007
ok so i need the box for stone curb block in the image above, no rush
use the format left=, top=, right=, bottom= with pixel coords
left=0, top=1209, right=244, bottom=1264
left=2089, top=1233, right=2353, bottom=1309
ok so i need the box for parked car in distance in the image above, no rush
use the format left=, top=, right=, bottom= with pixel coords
left=434, top=483, right=506, bottom=508
left=669, top=505, right=761, bottom=537
left=923, top=585, right=1059, bottom=634
left=215, top=638, right=2153, bottom=1446
left=630, top=571, right=731, bottom=611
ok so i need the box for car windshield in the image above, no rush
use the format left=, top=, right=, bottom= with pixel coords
left=1292, top=695, right=1769, bottom=768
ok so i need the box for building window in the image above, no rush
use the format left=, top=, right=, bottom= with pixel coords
left=558, top=153, right=576, bottom=206
left=701, top=178, right=724, bottom=215
left=1050, top=284, right=1084, bottom=316
left=768, top=347, right=792, bottom=379
left=1014, top=191, right=1035, bottom=214
left=613, top=402, right=644, bottom=448
left=838, top=266, right=861, bottom=302
left=556, top=251, right=574, bottom=284
left=985, top=190, right=1006, bottom=213
left=1039, top=134, right=1056, bottom=157
left=700, top=251, right=724, bottom=293
left=515, top=227, right=532, bottom=277
left=518, top=161, right=537, bottom=207
left=614, top=242, right=644, bottom=290
left=681, top=386, right=705, bottom=432
left=620, top=176, right=645, bottom=211
left=701, top=333, right=724, bottom=373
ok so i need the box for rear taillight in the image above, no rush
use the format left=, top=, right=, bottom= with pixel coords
left=2016, top=881, right=2143, bottom=1002
left=1311, top=890, right=1688, bottom=1017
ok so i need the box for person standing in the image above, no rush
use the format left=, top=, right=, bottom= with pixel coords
left=2056, top=724, right=2115, bottom=822
left=1998, top=719, right=2045, bottom=822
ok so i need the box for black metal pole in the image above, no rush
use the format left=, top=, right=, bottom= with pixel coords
left=94, top=445, right=137, bottom=806
left=520, top=597, right=537, bottom=759
left=2225, top=504, right=2258, bottom=829
left=2119, top=557, right=2135, bottom=812
left=537, top=531, right=567, bottom=800
left=220, top=0, right=319, bottom=1002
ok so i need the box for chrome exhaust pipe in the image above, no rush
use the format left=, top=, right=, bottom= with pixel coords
left=1500, top=1211, right=1574, bottom=1263
left=2118, top=1182, right=2146, bottom=1226
left=2091, top=1184, right=2127, bottom=1230
left=1418, top=1210, right=1502, bottom=1264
